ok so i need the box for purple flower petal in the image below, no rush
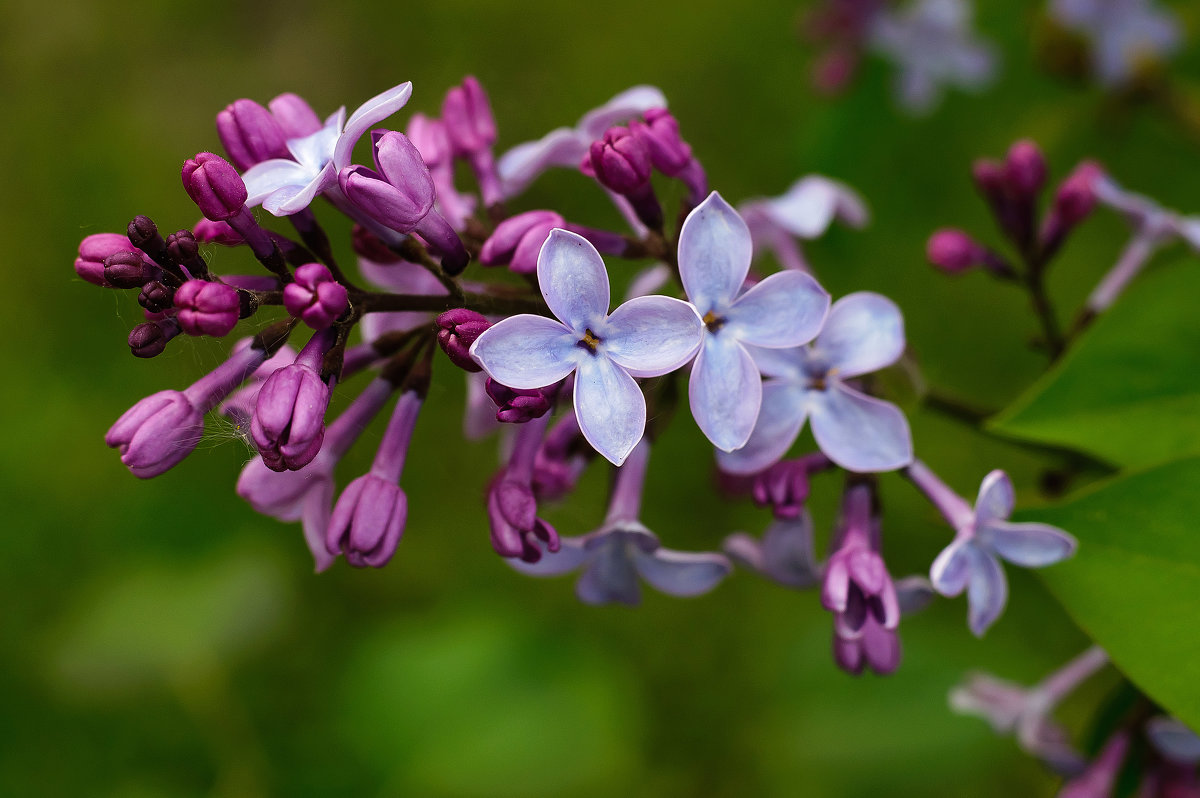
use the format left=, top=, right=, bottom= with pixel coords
left=930, top=538, right=972, bottom=596
left=975, top=469, right=1015, bottom=524
left=979, top=520, right=1077, bottom=568
left=725, top=270, right=830, bottom=348
left=301, top=482, right=336, bottom=573
left=760, top=515, right=821, bottom=588
left=576, top=538, right=641, bottom=605
left=469, top=314, right=577, bottom=389
left=1146, top=717, right=1200, bottom=765
left=808, top=383, right=913, bottom=472
left=967, top=546, right=1008, bottom=636
left=716, top=381, right=808, bottom=474
left=689, top=334, right=762, bottom=452
left=604, top=295, right=702, bottom=378
left=333, top=82, right=413, bottom=171
left=815, top=292, right=906, bottom=378
left=759, top=176, right=869, bottom=238
left=242, top=159, right=312, bottom=207
left=632, top=547, right=732, bottom=597
left=287, top=112, right=343, bottom=168
left=573, top=353, right=646, bottom=466
left=272, top=162, right=336, bottom=215
left=678, top=191, right=753, bottom=313
left=537, top=229, right=611, bottom=332
left=577, top=85, right=667, bottom=138
left=509, top=535, right=590, bottom=577
left=496, top=128, right=586, bottom=197
left=747, top=344, right=808, bottom=380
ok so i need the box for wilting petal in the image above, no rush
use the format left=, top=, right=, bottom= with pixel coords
left=689, top=334, right=762, bottom=452
left=815, top=293, right=906, bottom=378
left=980, top=521, right=1077, bottom=568
left=809, top=383, right=912, bottom=472
left=975, top=469, right=1014, bottom=524
left=574, top=354, right=646, bottom=466
left=604, top=295, right=702, bottom=378
left=334, top=82, right=413, bottom=171
left=678, top=192, right=753, bottom=313
left=716, top=380, right=808, bottom=474
left=578, top=85, right=667, bottom=138
left=966, top=546, right=1008, bottom=637
left=537, top=229, right=611, bottom=331
left=469, top=314, right=577, bottom=389
left=725, top=270, right=830, bottom=348
left=576, top=539, right=641, bottom=605
left=760, top=176, right=869, bottom=238
left=242, top=159, right=313, bottom=207
left=930, top=538, right=972, bottom=596
left=633, top=547, right=731, bottom=597
left=509, top=535, right=590, bottom=577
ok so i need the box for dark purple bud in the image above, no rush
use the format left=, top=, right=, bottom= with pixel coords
left=283, top=262, right=349, bottom=330
left=441, top=75, right=497, bottom=156
left=75, top=233, right=139, bottom=286
left=833, top=621, right=901, bottom=676
left=128, top=319, right=180, bottom=358
left=1004, top=139, right=1047, bottom=198
left=631, top=108, right=693, bottom=176
left=1052, top=161, right=1103, bottom=228
left=326, top=474, right=407, bottom=568
left=192, top=219, right=244, bottom=246
left=174, top=279, right=240, bottom=337
left=485, top=379, right=553, bottom=424
left=751, top=459, right=813, bottom=519
left=486, top=475, right=560, bottom=562
left=479, top=210, right=564, bottom=274
left=971, top=158, right=1008, bottom=203
left=138, top=280, right=175, bottom=314
left=589, top=126, right=653, bottom=194
left=406, top=113, right=451, bottom=168
left=165, top=229, right=208, bottom=278
left=926, top=228, right=984, bottom=274
left=436, top=309, right=491, bottom=372
left=125, top=215, right=169, bottom=267
left=268, top=92, right=322, bottom=139
left=351, top=224, right=402, bottom=263
left=103, top=251, right=159, bottom=289
left=251, top=330, right=336, bottom=472
left=106, top=390, right=204, bottom=477
left=182, top=152, right=248, bottom=222
left=216, top=98, right=289, bottom=171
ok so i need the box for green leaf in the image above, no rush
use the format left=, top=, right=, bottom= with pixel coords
left=1019, top=457, right=1200, bottom=729
left=990, top=259, right=1200, bottom=468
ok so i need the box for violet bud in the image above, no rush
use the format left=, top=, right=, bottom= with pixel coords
left=138, top=280, right=174, bottom=314
left=165, top=229, right=208, bottom=278
left=75, top=233, right=139, bottom=286
left=752, top=459, right=812, bottom=519
left=216, top=98, right=289, bottom=171
left=441, top=75, right=497, bottom=156
left=926, top=228, right=984, bottom=274
left=192, top=219, right=244, bottom=246
left=128, top=319, right=180, bottom=359
left=1052, top=161, right=1103, bottom=229
left=174, top=279, right=240, bottom=337
left=1004, top=140, right=1047, bottom=198
left=103, top=251, right=159, bottom=289
left=971, top=158, right=1009, bottom=205
left=283, top=263, right=349, bottom=330
left=268, top=92, right=322, bottom=139
left=436, top=309, right=491, bottom=372
left=479, top=210, right=565, bottom=274
left=630, top=108, right=693, bottom=176
left=181, top=152, right=248, bottom=222
left=126, top=215, right=169, bottom=266
left=251, top=330, right=336, bottom=472
left=327, top=475, right=407, bottom=568
left=339, top=132, right=435, bottom=231
left=487, top=476, right=560, bottom=562
left=106, top=390, right=204, bottom=478
left=486, top=379, right=553, bottom=424
left=588, top=126, right=653, bottom=194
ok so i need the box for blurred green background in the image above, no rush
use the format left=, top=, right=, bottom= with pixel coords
left=2, top=0, right=1196, bottom=795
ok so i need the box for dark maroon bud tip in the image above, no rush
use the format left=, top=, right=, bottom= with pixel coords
left=126, top=215, right=163, bottom=251
left=128, top=321, right=172, bottom=358
left=485, top=379, right=552, bottom=423
left=103, top=251, right=159, bottom=289
left=436, top=309, right=490, bottom=372
left=138, top=280, right=175, bottom=314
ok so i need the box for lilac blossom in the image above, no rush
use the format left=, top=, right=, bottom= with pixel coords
left=868, top=0, right=998, bottom=114
left=908, top=461, right=1077, bottom=635
left=470, top=229, right=703, bottom=466
left=496, top=85, right=667, bottom=197
left=717, top=292, right=913, bottom=474
left=1146, top=717, right=1200, bottom=765
left=240, top=82, right=413, bottom=216
left=1049, top=0, right=1182, bottom=87
left=512, top=440, right=731, bottom=604
left=251, top=328, right=338, bottom=472
left=739, top=176, right=869, bottom=272
left=724, top=513, right=823, bottom=589
left=679, top=192, right=830, bottom=451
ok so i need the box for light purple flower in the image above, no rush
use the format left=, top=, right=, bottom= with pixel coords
left=679, top=192, right=830, bottom=451
left=717, top=292, right=913, bottom=474
left=1050, top=0, right=1181, bottom=87
left=868, top=0, right=998, bottom=114
left=740, top=176, right=868, bottom=271
left=1146, top=717, right=1200, bottom=765
left=470, top=229, right=703, bottom=465
left=240, top=82, right=413, bottom=216
left=496, top=85, right=667, bottom=198
left=910, top=461, right=1078, bottom=636
left=724, top=513, right=823, bottom=589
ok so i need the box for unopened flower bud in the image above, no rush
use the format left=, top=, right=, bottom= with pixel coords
left=165, top=229, right=208, bottom=278
left=589, top=126, right=652, bottom=194
left=479, top=210, right=564, bottom=274
left=216, top=98, right=289, bottom=170
left=339, top=133, right=435, bottom=231
left=125, top=215, right=169, bottom=266
left=927, top=228, right=984, bottom=274
left=487, top=476, right=560, bottom=562
left=182, top=152, right=248, bottom=222
left=192, top=219, right=244, bottom=246
left=283, top=262, right=349, bottom=330
left=441, top=75, right=497, bottom=156
left=631, top=108, right=692, bottom=176
left=138, top=280, right=174, bottom=314
left=268, top=92, right=322, bottom=139
left=436, top=309, right=491, bottom=372
left=75, top=233, right=140, bottom=286
left=128, top=319, right=180, bottom=359
left=1052, top=161, right=1103, bottom=228
left=1004, top=140, right=1047, bottom=198
left=251, top=329, right=336, bottom=472
left=174, top=279, right=240, bottom=337
left=406, top=113, right=451, bottom=167
left=486, top=379, right=553, bottom=423
left=103, top=251, right=159, bottom=289
left=106, top=391, right=203, bottom=478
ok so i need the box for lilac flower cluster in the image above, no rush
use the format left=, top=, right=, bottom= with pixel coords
left=78, top=75, right=1076, bottom=680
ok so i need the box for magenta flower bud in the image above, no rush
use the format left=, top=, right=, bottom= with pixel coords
left=106, top=390, right=204, bottom=478
left=487, top=476, right=560, bottom=562
left=283, top=263, right=349, bottom=330
left=251, top=329, right=336, bottom=472
left=339, top=134, right=435, bottom=231
left=630, top=108, right=692, bottom=176
left=101, top=250, right=159, bottom=289
left=589, top=126, right=652, bottom=194
left=181, top=152, right=248, bottom=222
left=927, top=228, right=984, bottom=273
left=971, top=158, right=1008, bottom=201
left=1052, top=161, right=1103, bottom=228
left=75, top=233, right=141, bottom=286
left=406, top=113, right=451, bottom=168
left=268, top=92, right=322, bottom=139
left=479, top=210, right=565, bottom=274
left=436, top=309, right=491, bottom=372
left=752, top=457, right=827, bottom=519
left=128, top=319, right=180, bottom=359
left=441, top=75, right=497, bottom=156
left=1004, top=139, right=1047, bottom=197
left=486, top=379, right=553, bottom=424
left=833, top=619, right=901, bottom=676
left=192, top=219, right=244, bottom=246
left=137, top=280, right=174, bottom=314
left=174, top=279, right=241, bottom=337
left=216, top=98, right=289, bottom=171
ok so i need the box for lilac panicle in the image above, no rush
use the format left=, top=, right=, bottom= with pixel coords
left=436, top=309, right=490, bottom=372
left=182, top=152, right=248, bottom=222
left=174, top=279, right=241, bottom=337
left=283, top=263, right=349, bottom=330
left=678, top=192, right=830, bottom=452
left=217, top=98, right=289, bottom=171
left=251, top=328, right=338, bottom=472
left=469, top=229, right=704, bottom=466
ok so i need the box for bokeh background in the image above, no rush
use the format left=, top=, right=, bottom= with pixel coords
left=3, top=0, right=1197, bottom=795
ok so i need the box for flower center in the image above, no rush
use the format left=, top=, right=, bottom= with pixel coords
left=702, top=310, right=726, bottom=333
left=577, top=328, right=602, bottom=354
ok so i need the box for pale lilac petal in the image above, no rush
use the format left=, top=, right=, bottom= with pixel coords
left=496, top=128, right=587, bottom=197
left=746, top=345, right=808, bottom=380
left=633, top=548, right=732, bottom=597
left=624, top=263, right=672, bottom=301
left=577, top=85, right=667, bottom=138
left=604, top=295, right=702, bottom=378
left=301, top=482, right=336, bottom=573
left=358, top=257, right=447, bottom=295
left=815, top=292, right=906, bottom=378
left=271, top=163, right=336, bottom=215
left=469, top=314, right=578, bottom=389
left=895, top=576, right=936, bottom=614
left=761, top=515, right=821, bottom=588
left=725, top=270, right=830, bottom=348
left=715, top=381, right=808, bottom=475
left=242, top=159, right=312, bottom=207
left=808, top=383, right=912, bottom=472
left=334, top=82, right=413, bottom=171
left=1146, top=717, right=1200, bottom=765
left=967, top=546, right=1008, bottom=636
left=287, top=115, right=342, bottom=171
left=979, top=521, right=1077, bottom=568
left=930, top=539, right=972, bottom=596
left=509, top=536, right=590, bottom=577
left=678, top=192, right=753, bottom=313
left=576, top=539, right=641, bottom=605
left=463, top=372, right=500, bottom=440
left=537, top=229, right=611, bottom=332
left=974, top=469, right=1015, bottom=524
left=689, top=334, right=762, bottom=452
left=573, top=354, right=646, bottom=466
left=760, top=176, right=869, bottom=238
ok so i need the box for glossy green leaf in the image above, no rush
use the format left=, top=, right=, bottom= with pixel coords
left=1019, top=458, right=1200, bottom=729
left=991, top=259, right=1200, bottom=468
